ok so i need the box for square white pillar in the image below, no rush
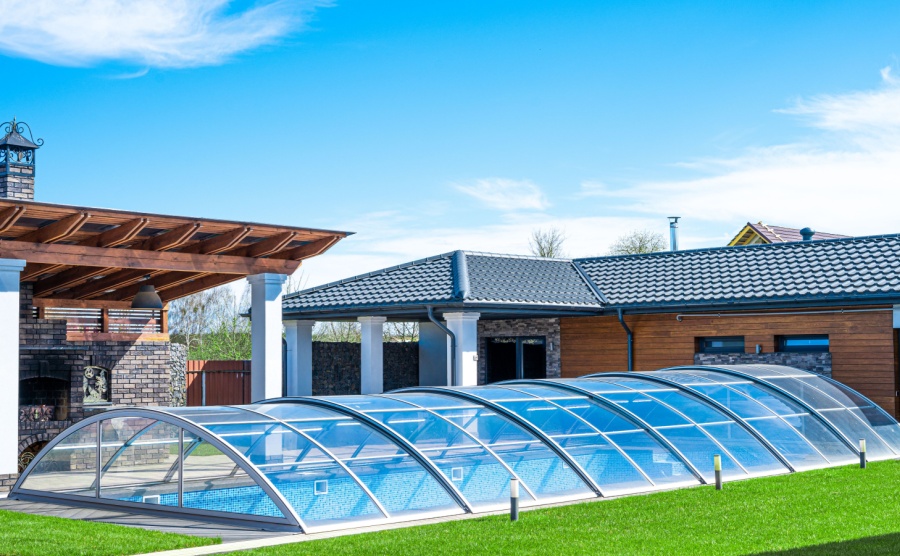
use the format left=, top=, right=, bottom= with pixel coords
left=359, top=316, right=386, bottom=394
left=0, top=259, right=25, bottom=475
left=894, top=305, right=899, bottom=329
left=444, top=312, right=480, bottom=387
left=248, top=273, right=287, bottom=402
left=284, top=320, right=315, bottom=396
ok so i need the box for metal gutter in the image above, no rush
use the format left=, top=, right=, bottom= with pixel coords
left=427, top=305, right=456, bottom=386
left=617, top=308, right=633, bottom=373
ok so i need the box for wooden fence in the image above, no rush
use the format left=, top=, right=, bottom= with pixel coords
left=186, top=360, right=251, bottom=406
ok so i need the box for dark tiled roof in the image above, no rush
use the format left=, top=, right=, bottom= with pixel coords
left=283, top=254, right=456, bottom=310
left=575, top=234, right=900, bottom=309
left=282, top=251, right=603, bottom=313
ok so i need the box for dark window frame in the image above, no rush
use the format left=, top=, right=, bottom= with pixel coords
left=776, top=334, right=830, bottom=353
left=696, top=336, right=745, bottom=354
left=485, top=336, right=547, bottom=382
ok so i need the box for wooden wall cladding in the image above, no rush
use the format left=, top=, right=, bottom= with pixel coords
left=560, top=308, right=899, bottom=416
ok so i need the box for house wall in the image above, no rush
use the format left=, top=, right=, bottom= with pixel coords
left=560, top=308, right=899, bottom=416
left=477, top=318, right=561, bottom=384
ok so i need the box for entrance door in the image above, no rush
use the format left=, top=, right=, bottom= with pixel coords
left=486, top=336, right=547, bottom=383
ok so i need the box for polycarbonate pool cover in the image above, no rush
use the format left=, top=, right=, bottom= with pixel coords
left=13, top=365, right=900, bottom=533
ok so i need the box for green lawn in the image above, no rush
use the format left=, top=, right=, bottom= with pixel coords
left=236, top=460, right=900, bottom=556
left=0, top=509, right=219, bottom=556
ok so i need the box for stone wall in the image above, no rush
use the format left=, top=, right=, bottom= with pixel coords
left=693, top=352, right=832, bottom=378
left=312, top=342, right=418, bottom=395
left=0, top=164, right=35, bottom=200
left=169, top=343, right=187, bottom=407
left=477, top=318, right=561, bottom=384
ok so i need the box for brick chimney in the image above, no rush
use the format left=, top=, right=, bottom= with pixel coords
left=0, top=117, right=42, bottom=201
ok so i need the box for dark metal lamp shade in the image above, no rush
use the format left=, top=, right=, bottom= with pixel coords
left=131, top=284, right=163, bottom=309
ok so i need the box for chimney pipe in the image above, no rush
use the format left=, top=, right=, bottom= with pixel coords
left=668, top=217, right=680, bottom=251
left=800, top=227, right=815, bottom=242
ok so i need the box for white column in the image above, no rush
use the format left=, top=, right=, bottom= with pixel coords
left=284, top=320, right=315, bottom=396
left=893, top=305, right=899, bottom=328
left=248, top=273, right=287, bottom=402
left=0, top=259, right=24, bottom=475
left=444, top=312, right=480, bottom=387
left=359, top=316, right=386, bottom=394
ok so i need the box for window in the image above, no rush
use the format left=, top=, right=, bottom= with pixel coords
left=697, top=337, right=745, bottom=354
left=777, top=335, right=829, bottom=353
left=485, top=336, right=547, bottom=383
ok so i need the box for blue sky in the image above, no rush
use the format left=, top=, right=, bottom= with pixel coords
left=2, top=1, right=899, bottom=287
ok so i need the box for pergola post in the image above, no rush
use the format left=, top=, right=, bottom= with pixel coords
left=248, top=273, right=287, bottom=402
left=444, top=312, right=480, bottom=386
left=359, top=316, right=387, bottom=394
left=0, top=259, right=25, bottom=475
left=284, top=320, right=315, bottom=396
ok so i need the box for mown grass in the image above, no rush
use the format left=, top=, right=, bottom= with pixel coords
left=0, top=509, right=218, bottom=556
left=237, top=460, right=900, bottom=556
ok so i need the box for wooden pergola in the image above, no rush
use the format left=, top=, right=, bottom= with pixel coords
left=0, top=199, right=348, bottom=328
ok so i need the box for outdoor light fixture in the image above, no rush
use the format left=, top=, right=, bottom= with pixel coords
left=131, top=284, right=163, bottom=309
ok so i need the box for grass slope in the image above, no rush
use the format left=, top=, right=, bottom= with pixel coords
left=0, top=509, right=218, bottom=556
left=237, top=460, right=900, bottom=556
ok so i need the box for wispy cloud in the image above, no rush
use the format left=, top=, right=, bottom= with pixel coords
left=0, top=0, right=332, bottom=68
left=586, top=69, right=900, bottom=235
left=454, top=178, right=549, bottom=211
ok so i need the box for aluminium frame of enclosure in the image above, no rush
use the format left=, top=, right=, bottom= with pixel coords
left=11, top=365, right=900, bottom=533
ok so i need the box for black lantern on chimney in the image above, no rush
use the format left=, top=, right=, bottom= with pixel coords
left=1, top=117, right=42, bottom=177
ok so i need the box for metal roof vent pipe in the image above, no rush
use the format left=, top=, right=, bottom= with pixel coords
left=800, top=227, right=815, bottom=241
left=668, top=217, right=680, bottom=251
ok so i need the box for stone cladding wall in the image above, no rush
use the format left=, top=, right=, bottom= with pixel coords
left=477, top=318, right=561, bottom=384
left=312, top=342, right=418, bottom=395
left=693, top=352, right=832, bottom=378
left=169, top=343, right=188, bottom=407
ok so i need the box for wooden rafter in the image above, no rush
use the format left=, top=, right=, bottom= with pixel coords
left=0, top=240, right=301, bottom=274
left=18, top=212, right=90, bottom=243
left=159, top=274, right=248, bottom=303
left=0, top=205, right=25, bottom=234
left=226, top=231, right=297, bottom=258
left=25, top=218, right=151, bottom=283
left=179, top=226, right=252, bottom=255
left=269, top=235, right=342, bottom=260
left=95, top=271, right=211, bottom=302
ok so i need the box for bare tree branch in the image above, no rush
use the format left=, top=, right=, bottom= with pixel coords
left=528, top=227, right=567, bottom=258
left=607, top=229, right=667, bottom=255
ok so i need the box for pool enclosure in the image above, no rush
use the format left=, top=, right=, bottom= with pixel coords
left=12, top=365, right=900, bottom=532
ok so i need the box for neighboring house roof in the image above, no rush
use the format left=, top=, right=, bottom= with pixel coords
left=729, top=221, right=849, bottom=246
left=575, top=234, right=900, bottom=311
left=282, top=251, right=604, bottom=319
left=284, top=234, right=900, bottom=319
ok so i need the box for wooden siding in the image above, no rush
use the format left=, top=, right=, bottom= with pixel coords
left=560, top=308, right=899, bottom=416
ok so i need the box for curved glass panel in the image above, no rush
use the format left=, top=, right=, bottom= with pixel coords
left=19, top=422, right=98, bottom=497
left=658, top=369, right=857, bottom=467
left=398, top=391, right=593, bottom=501
left=99, top=418, right=180, bottom=506
left=14, top=365, right=900, bottom=535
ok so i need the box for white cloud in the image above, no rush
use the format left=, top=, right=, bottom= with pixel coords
left=0, top=0, right=331, bottom=68
left=454, top=178, right=549, bottom=211
left=589, top=72, right=900, bottom=236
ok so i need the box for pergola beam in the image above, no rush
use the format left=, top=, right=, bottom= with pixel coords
left=0, top=240, right=301, bottom=275
left=159, top=274, right=248, bottom=302
left=26, top=218, right=151, bottom=284
left=270, top=235, right=341, bottom=260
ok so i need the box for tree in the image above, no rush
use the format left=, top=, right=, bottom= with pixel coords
left=168, top=285, right=237, bottom=354
left=529, top=227, right=567, bottom=258
left=607, top=229, right=667, bottom=255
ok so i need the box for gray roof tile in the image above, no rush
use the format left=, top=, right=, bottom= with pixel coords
left=575, top=234, right=900, bottom=309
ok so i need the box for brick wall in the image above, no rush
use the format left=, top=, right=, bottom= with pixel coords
left=5, top=284, right=173, bottom=493
left=477, top=318, right=561, bottom=384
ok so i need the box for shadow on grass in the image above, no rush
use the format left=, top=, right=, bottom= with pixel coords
left=753, top=533, right=900, bottom=556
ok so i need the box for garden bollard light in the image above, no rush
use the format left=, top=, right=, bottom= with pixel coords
left=510, top=478, right=519, bottom=521
left=860, top=438, right=867, bottom=469
left=714, top=454, right=722, bottom=490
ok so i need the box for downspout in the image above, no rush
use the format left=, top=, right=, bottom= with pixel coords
left=427, top=305, right=457, bottom=387
left=617, top=308, right=633, bottom=373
